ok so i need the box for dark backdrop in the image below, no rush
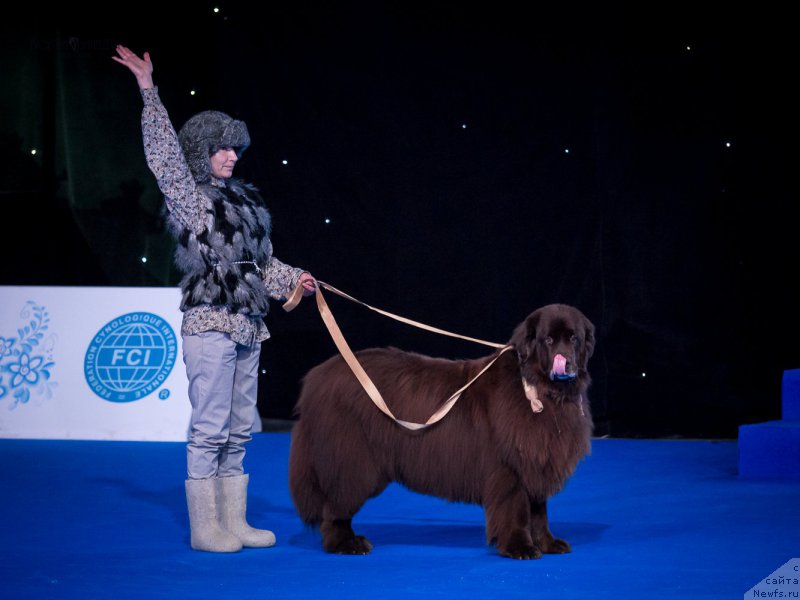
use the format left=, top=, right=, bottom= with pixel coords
left=1, top=3, right=795, bottom=438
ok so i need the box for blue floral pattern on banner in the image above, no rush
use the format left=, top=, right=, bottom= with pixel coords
left=0, top=302, right=57, bottom=409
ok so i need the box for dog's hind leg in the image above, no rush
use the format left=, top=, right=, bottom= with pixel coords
left=317, top=439, right=388, bottom=555
left=319, top=468, right=388, bottom=554
left=484, top=467, right=541, bottom=559
left=290, top=423, right=377, bottom=553
left=530, top=499, right=570, bottom=554
left=320, top=513, right=373, bottom=555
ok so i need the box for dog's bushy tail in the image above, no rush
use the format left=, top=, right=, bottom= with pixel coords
left=288, top=420, right=325, bottom=526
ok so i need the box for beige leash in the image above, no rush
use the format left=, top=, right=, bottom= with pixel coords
left=283, top=281, right=540, bottom=430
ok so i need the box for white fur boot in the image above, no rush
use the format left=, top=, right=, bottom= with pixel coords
left=218, top=474, right=276, bottom=547
left=185, top=478, right=242, bottom=552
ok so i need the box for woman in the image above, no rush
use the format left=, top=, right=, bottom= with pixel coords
left=113, top=45, right=316, bottom=552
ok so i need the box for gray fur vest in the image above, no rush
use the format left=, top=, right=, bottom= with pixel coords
left=168, top=179, right=273, bottom=316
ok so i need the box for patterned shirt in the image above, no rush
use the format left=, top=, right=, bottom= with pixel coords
left=140, top=87, right=304, bottom=345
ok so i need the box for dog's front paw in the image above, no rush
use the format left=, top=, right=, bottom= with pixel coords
left=500, top=543, right=543, bottom=560
left=332, top=535, right=373, bottom=555
left=497, top=531, right=543, bottom=560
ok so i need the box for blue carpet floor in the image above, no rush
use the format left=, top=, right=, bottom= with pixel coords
left=1, top=434, right=797, bottom=599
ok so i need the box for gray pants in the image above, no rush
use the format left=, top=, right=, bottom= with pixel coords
left=182, top=331, right=261, bottom=480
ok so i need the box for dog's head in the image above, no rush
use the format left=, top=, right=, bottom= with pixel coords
left=509, top=303, right=595, bottom=388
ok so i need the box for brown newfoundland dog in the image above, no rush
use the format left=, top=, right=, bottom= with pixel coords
left=288, top=303, right=595, bottom=559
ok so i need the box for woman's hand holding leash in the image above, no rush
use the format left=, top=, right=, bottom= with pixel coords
left=298, top=272, right=317, bottom=297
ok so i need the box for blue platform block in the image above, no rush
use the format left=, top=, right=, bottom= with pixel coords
left=782, top=368, right=800, bottom=420
left=739, top=420, right=800, bottom=478
left=738, top=368, right=800, bottom=479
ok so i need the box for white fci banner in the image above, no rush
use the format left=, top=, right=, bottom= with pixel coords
left=0, top=286, right=191, bottom=441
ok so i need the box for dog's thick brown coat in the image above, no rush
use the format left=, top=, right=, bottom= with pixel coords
left=288, top=303, right=595, bottom=558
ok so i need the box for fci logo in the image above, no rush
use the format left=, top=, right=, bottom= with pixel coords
left=84, top=312, right=177, bottom=403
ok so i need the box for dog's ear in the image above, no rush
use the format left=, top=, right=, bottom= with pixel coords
left=582, top=317, right=596, bottom=362
left=509, top=311, right=541, bottom=362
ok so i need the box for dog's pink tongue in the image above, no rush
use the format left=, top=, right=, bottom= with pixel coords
left=552, top=354, right=567, bottom=376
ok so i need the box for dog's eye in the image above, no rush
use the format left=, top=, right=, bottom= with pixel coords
left=570, top=335, right=578, bottom=344
left=544, top=336, right=553, bottom=345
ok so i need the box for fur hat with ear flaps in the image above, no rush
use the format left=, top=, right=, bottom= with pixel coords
left=178, top=110, right=250, bottom=183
